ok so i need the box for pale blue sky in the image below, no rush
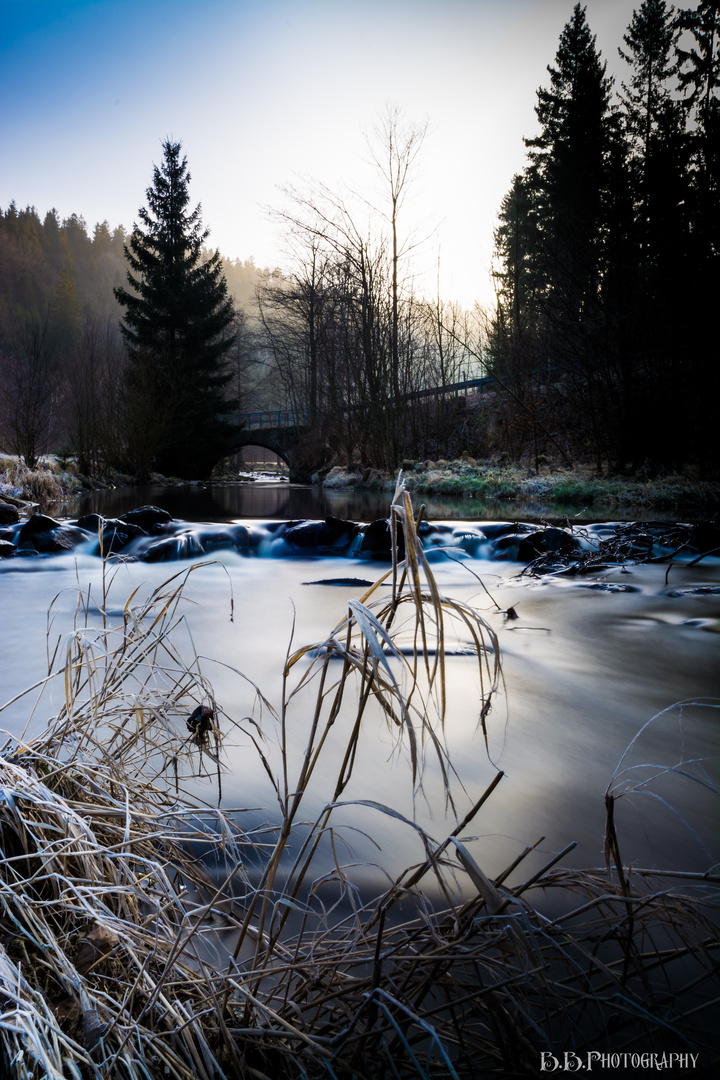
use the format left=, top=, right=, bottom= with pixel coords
left=1, top=0, right=644, bottom=306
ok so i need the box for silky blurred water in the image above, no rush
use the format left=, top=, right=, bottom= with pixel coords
left=2, top=509, right=718, bottom=897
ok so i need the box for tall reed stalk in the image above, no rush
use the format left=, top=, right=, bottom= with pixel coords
left=1, top=483, right=717, bottom=1078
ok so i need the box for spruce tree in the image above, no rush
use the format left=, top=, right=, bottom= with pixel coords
left=677, top=0, right=720, bottom=258
left=616, top=2, right=700, bottom=466
left=525, top=3, right=612, bottom=329
left=114, top=139, right=236, bottom=478
left=619, top=1, right=685, bottom=261
left=676, top=0, right=720, bottom=467
left=521, top=5, right=614, bottom=467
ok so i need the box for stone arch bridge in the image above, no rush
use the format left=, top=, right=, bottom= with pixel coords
left=223, top=374, right=498, bottom=480
left=223, top=409, right=319, bottom=482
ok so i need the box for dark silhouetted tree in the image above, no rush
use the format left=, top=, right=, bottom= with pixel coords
left=114, top=139, right=236, bottom=477
left=676, top=0, right=720, bottom=466
left=614, top=1, right=691, bottom=465
left=525, top=3, right=612, bottom=333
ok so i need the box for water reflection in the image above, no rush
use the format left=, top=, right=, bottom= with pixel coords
left=54, top=480, right=683, bottom=526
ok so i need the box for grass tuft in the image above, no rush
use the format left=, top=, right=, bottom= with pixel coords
left=0, top=456, right=65, bottom=507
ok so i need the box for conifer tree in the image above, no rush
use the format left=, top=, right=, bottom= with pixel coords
left=619, top=1, right=685, bottom=255
left=676, top=0, right=720, bottom=467
left=677, top=0, right=720, bottom=257
left=114, top=139, right=236, bottom=477
left=491, top=172, right=541, bottom=386
left=525, top=3, right=612, bottom=330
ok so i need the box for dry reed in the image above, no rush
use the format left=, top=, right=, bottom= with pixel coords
left=1, top=484, right=718, bottom=1078
left=0, top=457, right=64, bottom=507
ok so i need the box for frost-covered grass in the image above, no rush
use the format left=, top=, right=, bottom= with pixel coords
left=0, top=455, right=65, bottom=506
left=321, top=462, right=720, bottom=511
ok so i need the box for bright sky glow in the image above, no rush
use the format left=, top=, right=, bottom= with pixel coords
left=1, top=0, right=643, bottom=308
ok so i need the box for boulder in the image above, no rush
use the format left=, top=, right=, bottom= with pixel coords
left=197, top=530, right=237, bottom=554
left=17, top=513, right=62, bottom=537
left=17, top=515, right=88, bottom=554
left=516, top=527, right=582, bottom=562
left=283, top=516, right=359, bottom=553
left=120, top=505, right=173, bottom=532
left=0, top=538, right=16, bottom=558
left=74, top=513, right=103, bottom=532
left=75, top=515, right=147, bottom=554
left=141, top=532, right=204, bottom=561
left=360, top=518, right=405, bottom=559
left=0, top=502, right=20, bottom=525
left=228, top=523, right=253, bottom=550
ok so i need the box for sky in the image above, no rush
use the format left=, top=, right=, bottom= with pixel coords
left=1, top=0, right=645, bottom=308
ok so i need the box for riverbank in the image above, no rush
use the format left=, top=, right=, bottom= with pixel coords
left=321, top=460, right=720, bottom=513
left=2, top=453, right=719, bottom=518
left=0, top=454, right=185, bottom=513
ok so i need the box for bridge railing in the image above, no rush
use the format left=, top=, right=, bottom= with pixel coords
left=225, top=409, right=310, bottom=430
left=223, top=372, right=570, bottom=431
left=224, top=378, right=502, bottom=430
left=227, top=380, right=498, bottom=429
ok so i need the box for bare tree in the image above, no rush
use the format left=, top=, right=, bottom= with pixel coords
left=63, top=316, right=126, bottom=474
left=0, top=311, right=60, bottom=468
left=366, top=104, right=428, bottom=411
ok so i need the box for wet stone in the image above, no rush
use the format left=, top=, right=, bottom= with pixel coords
left=667, top=586, right=720, bottom=597
left=120, top=505, right=173, bottom=532
left=578, top=582, right=641, bottom=593
left=0, top=502, right=20, bottom=525
left=360, top=518, right=405, bottom=558
left=283, top=517, right=358, bottom=552
left=18, top=514, right=63, bottom=537
left=516, top=527, right=583, bottom=561
left=197, top=531, right=237, bottom=553
left=74, top=517, right=148, bottom=554
left=17, top=517, right=88, bottom=554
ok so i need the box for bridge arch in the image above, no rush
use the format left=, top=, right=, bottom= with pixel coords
left=219, top=410, right=329, bottom=482
left=224, top=431, right=292, bottom=469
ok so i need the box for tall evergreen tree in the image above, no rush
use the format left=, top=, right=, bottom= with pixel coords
left=487, top=172, right=554, bottom=465
left=521, top=4, right=615, bottom=468
left=491, top=172, right=542, bottom=385
left=619, top=1, right=680, bottom=171
left=618, top=1, right=687, bottom=272
left=676, top=0, right=720, bottom=466
left=525, top=3, right=612, bottom=332
left=616, top=2, right=689, bottom=464
left=677, top=0, right=720, bottom=256
left=114, top=139, right=236, bottom=477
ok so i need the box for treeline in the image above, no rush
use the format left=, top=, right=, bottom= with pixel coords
left=0, top=203, right=271, bottom=472
left=249, top=2, right=719, bottom=476
left=1, top=1, right=717, bottom=480
left=487, top=0, right=719, bottom=473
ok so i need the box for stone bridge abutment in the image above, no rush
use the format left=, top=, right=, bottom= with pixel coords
left=221, top=411, right=330, bottom=482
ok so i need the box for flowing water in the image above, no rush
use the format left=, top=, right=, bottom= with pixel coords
left=1, top=481, right=718, bottom=899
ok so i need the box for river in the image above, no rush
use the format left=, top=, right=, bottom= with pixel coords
left=1, top=479, right=718, bottom=901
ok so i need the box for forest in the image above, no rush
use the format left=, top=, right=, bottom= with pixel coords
left=0, top=0, right=717, bottom=480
